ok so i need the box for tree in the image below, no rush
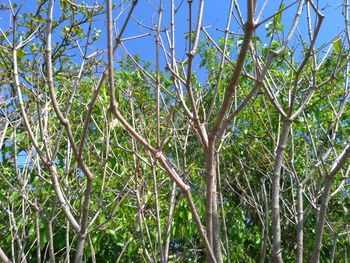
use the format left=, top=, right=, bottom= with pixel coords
left=0, top=0, right=350, bottom=262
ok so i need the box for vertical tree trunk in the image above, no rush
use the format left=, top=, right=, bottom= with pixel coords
left=310, top=143, right=350, bottom=262
left=205, top=146, right=222, bottom=263
left=271, top=120, right=291, bottom=263
left=259, top=179, right=269, bottom=263
left=74, top=178, right=94, bottom=263
left=151, top=166, right=164, bottom=262
left=66, top=220, right=70, bottom=263
left=48, top=220, right=56, bottom=263
left=329, top=234, right=338, bottom=263
left=309, top=176, right=332, bottom=263
left=296, top=184, right=304, bottom=263
left=164, top=182, right=176, bottom=262
left=35, top=210, right=41, bottom=263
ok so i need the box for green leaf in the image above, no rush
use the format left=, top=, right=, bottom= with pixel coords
left=17, top=49, right=26, bottom=60
left=60, top=0, right=68, bottom=10
left=187, top=211, right=192, bottom=221
left=275, top=3, right=285, bottom=24
left=334, top=37, right=342, bottom=54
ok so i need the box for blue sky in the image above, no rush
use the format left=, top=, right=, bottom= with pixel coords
left=0, top=0, right=346, bottom=90
left=0, top=0, right=345, bottom=65
left=117, top=0, right=345, bottom=63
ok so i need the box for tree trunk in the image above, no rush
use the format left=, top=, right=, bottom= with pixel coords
left=205, top=146, right=222, bottom=263
left=296, top=184, right=304, bottom=263
left=74, top=178, right=93, bottom=263
left=271, top=120, right=291, bottom=263
left=309, top=176, right=332, bottom=263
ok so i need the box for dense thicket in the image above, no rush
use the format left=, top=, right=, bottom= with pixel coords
left=0, top=1, right=349, bottom=262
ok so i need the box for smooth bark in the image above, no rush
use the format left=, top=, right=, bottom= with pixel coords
left=271, top=120, right=291, bottom=263
left=296, top=184, right=304, bottom=263
left=310, top=143, right=350, bottom=262
left=0, top=248, right=11, bottom=263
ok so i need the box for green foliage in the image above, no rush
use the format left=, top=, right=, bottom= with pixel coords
left=1, top=2, right=350, bottom=262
